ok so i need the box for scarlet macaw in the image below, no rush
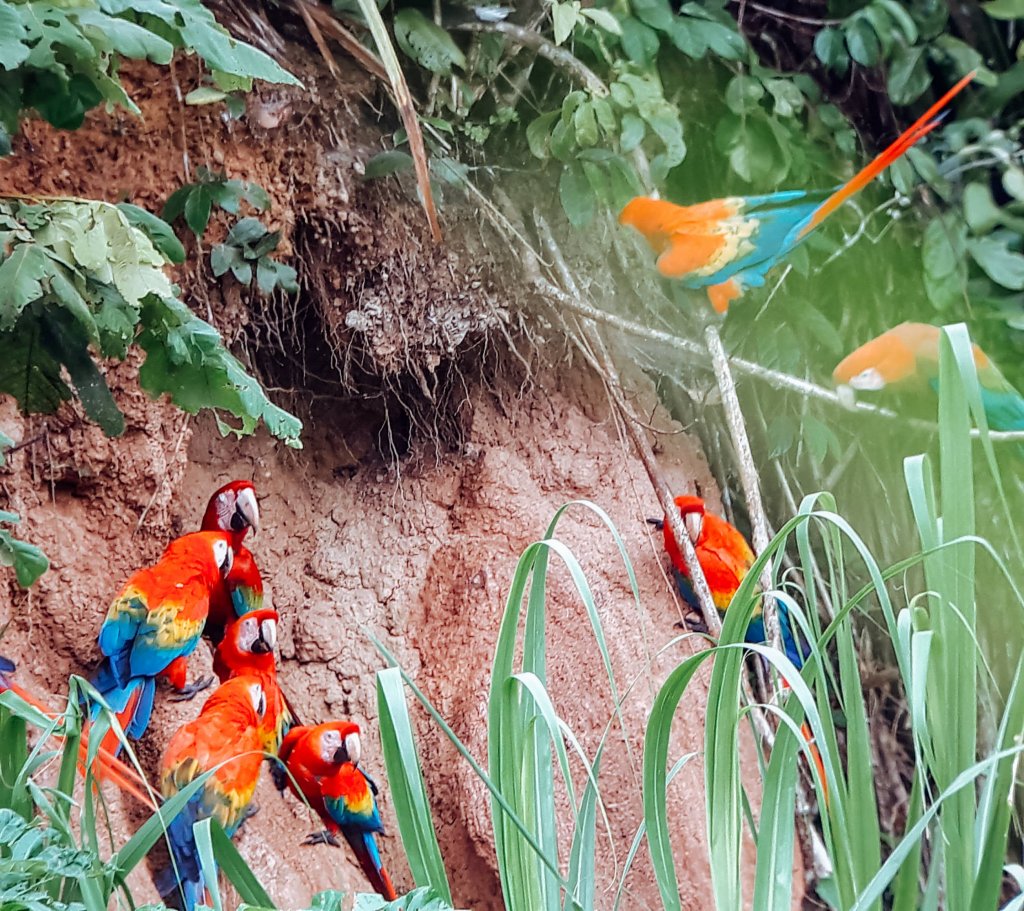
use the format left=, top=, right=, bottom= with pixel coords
left=652, top=496, right=826, bottom=796
left=161, top=481, right=263, bottom=697
left=278, top=721, right=398, bottom=901
left=833, top=321, right=1024, bottom=432
left=90, top=530, right=234, bottom=756
left=619, top=73, right=975, bottom=313
left=156, top=676, right=266, bottom=911
left=213, top=609, right=297, bottom=767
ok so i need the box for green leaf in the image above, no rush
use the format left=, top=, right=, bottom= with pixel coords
left=0, top=244, right=52, bottom=330
left=579, top=8, right=622, bottom=35
left=183, top=186, right=213, bottom=237
left=393, top=9, right=466, bottom=74
left=116, top=203, right=186, bottom=264
left=162, top=186, right=193, bottom=224
left=814, top=27, right=848, bottom=72
left=724, top=75, right=764, bottom=115
left=43, top=309, right=124, bottom=436
left=968, top=236, right=1024, bottom=290
left=888, top=45, right=930, bottom=106
left=573, top=101, right=599, bottom=147
left=630, top=0, right=674, bottom=31
left=364, top=149, right=415, bottom=178
left=137, top=295, right=302, bottom=447
left=983, top=0, right=1024, bottom=18
left=559, top=162, right=596, bottom=227
left=845, top=17, right=881, bottom=66
left=619, top=112, right=645, bottom=152
left=185, top=86, right=228, bottom=105
left=962, top=182, right=1001, bottom=234
left=620, top=18, right=659, bottom=64
left=0, top=518, right=49, bottom=588
left=75, top=10, right=174, bottom=64
left=1004, top=168, right=1024, bottom=202
left=922, top=217, right=967, bottom=309
left=552, top=1, right=581, bottom=45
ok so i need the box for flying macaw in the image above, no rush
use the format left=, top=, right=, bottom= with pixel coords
left=161, top=481, right=263, bottom=697
left=652, top=496, right=826, bottom=797
left=833, top=321, right=1024, bottom=432
left=90, top=530, right=234, bottom=757
left=278, top=721, right=398, bottom=901
left=213, top=609, right=297, bottom=766
left=619, top=73, right=975, bottom=313
left=156, top=676, right=266, bottom=911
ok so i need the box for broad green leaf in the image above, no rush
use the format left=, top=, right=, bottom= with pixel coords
left=968, top=236, right=1024, bottom=290
left=393, top=9, right=466, bottom=74
left=620, top=18, right=659, bottom=64
left=526, top=111, right=559, bottom=160
left=559, top=162, right=596, bottom=227
left=630, top=0, right=673, bottom=31
left=0, top=245, right=52, bottom=330
left=579, top=8, right=622, bottom=35
left=75, top=11, right=174, bottom=64
left=116, top=203, right=186, bottom=264
left=845, top=17, right=881, bottom=66
left=619, top=112, right=645, bottom=152
left=0, top=6, right=30, bottom=71
left=552, top=1, right=580, bottom=45
left=185, top=86, right=229, bottom=105
left=725, top=75, right=764, bottom=115
left=983, top=0, right=1024, bottom=19
left=183, top=186, right=213, bottom=237
left=573, top=101, right=599, bottom=147
left=888, top=45, right=930, bottom=106
left=814, top=27, right=848, bottom=71
left=922, top=217, right=967, bottom=309
left=0, top=518, right=49, bottom=588
left=962, top=182, right=1001, bottom=234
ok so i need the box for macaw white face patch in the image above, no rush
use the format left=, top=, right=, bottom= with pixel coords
left=848, top=367, right=887, bottom=391
left=248, top=683, right=266, bottom=718
left=213, top=539, right=233, bottom=573
left=320, top=728, right=342, bottom=763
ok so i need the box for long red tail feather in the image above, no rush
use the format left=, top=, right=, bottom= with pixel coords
left=0, top=678, right=155, bottom=807
left=799, top=71, right=975, bottom=238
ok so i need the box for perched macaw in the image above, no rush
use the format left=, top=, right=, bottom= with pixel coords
left=161, top=481, right=263, bottom=697
left=212, top=609, right=296, bottom=761
left=201, top=480, right=263, bottom=643
left=156, top=676, right=266, bottom=911
left=0, top=655, right=154, bottom=806
left=90, top=531, right=234, bottom=757
left=278, top=721, right=398, bottom=901
left=619, top=73, right=975, bottom=313
left=833, top=321, right=1024, bottom=432
left=652, top=496, right=826, bottom=797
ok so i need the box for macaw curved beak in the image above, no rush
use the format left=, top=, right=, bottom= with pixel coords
left=235, top=488, right=260, bottom=535
left=683, top=512, right=703, bottom=544
left=344, top=732, right=361, bottom=767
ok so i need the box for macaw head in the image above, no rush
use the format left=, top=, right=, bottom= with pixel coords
left=316, top=721, right=362, bottom=767
left=673, top=495, right=707, bottom=545
left=204, top=676, right=267, bottom=723
left=833, top=322, right=943, bottom=399
left=203, top=481, right=260, bottom=542
left=229, top=609, right=279, bottom=656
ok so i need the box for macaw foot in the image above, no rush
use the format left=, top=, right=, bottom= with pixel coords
left=269, top=759, right=290, bottom=794
left=169, top=676, right=214, bottom=702
left=240, top=802, right=260, bottom=824
left=303, top=829, right=341, bottom=848
left=674, top=612, right=709, bottom=635
left=646, top=517, right=665, bottom=531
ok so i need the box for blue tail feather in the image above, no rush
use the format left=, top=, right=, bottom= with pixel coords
left=157, top=803, right=206, bottom=911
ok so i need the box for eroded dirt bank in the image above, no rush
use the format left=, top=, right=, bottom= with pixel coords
left=1, top=368, right=747, bottom=909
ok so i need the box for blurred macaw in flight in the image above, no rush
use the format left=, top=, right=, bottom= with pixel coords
left=833, top=321, right=1024, bottom=433
left=619, top=73, right=975, bottom=312
left=651, top=496, right=826, bottom=799
left=278, top=721, right=398, bottom=900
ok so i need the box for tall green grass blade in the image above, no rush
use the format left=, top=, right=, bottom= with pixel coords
left=564, top=746, right=600, bottom=911
left=0, top=704, right=31, bottom=820
left=195, top=817, right=223, bottom=911
left=211, top=817, right=276, bottom=908
left=376, top=666, right=452, bottom=902
left=890, top=775, right=925, bottom=911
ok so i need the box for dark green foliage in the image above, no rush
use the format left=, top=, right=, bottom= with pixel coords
left=0, top=0, right=299, bottom=146
left=0, top=512, right=48, bottom=588
left=163, top=167, right=272, bottom=239
left=210, top=218, right=299, bottom=295
left=0, top=198, right=302, bottom=451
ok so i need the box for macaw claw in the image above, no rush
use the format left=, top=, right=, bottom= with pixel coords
left=674, top=613, right=709, bottom=635
left=240, top=802, right=260, bottom=824
left=170, top=676, right=215, bottom=701
left=303, top=829, right=341, bottom=848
